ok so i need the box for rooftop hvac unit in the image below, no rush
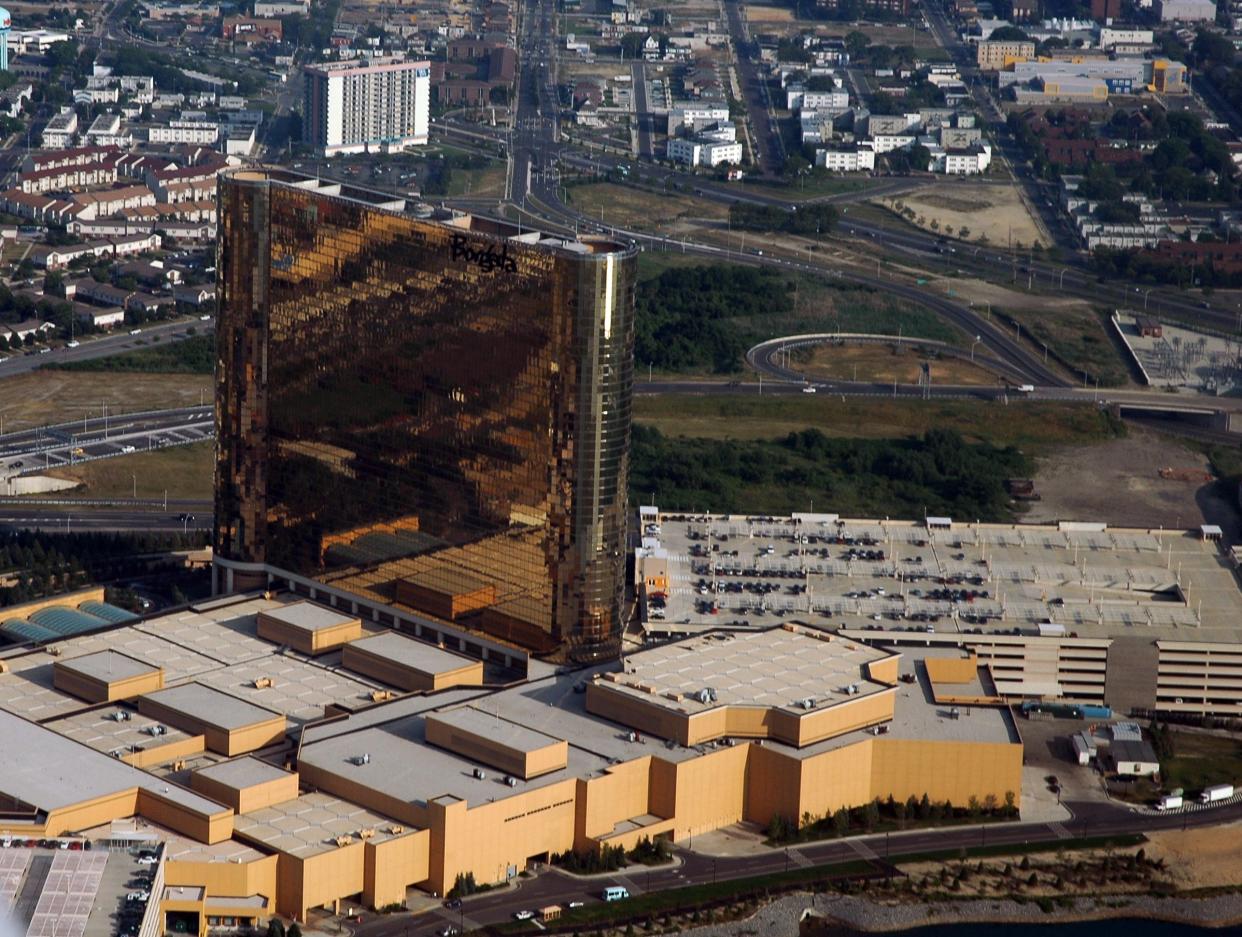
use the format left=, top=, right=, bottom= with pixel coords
left=473, top=768, right=486, bottom=780
left=351, top=753, right=371, bottom=766
left=504, top=776, right=517, bottom=787
left=144, top=724, right=166, bottom=736
left=798, top=697, right=816, bottom=710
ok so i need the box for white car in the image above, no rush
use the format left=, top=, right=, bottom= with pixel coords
left=513, top=910, right=535, bottom=920
left=801, top=386, right=816, bottom=394
left=66, top=340, right=79, bottom=348
left=568, top=901, right=584, bottom=908
left=137, top=856, right=158, bottom=866
left=130, top=328, right=142, bottom=335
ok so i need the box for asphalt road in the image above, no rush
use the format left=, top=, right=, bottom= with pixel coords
left=355, top=797, right=1242, bottom=937
left=0, top=504, right=213, bottom=532
left=0, top=318, right=214, bottom=378
left=722, top=0, right=783, bottom=175
left=0, top=406, right=213, bottom=457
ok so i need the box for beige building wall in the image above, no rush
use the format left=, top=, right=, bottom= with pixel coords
left=340, top=643, right=482, bottom=692
left=165, top=853, right=278, bottom=903
left=424, top=716, right=567, bottom=779
left=588, top=684, right=895, bottom=749
left=869, top=738, right=1022, bottom=807
left=431, top=778, right=578, bottom=894
left=122, top=735, right=205, bottom=770
left=660, top=744, right=749, bottom=841
left=137, top=789, right=234, bottom=845
left=190, top=770, right=300, bottom=814
left=52, top=664, right=164, bottom=703
left=363, top=831, right=429, bottom=909
left=575, top=757, right=656, bottom=850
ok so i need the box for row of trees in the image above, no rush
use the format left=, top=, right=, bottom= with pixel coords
left=630, top=426, right=1031, bottom=522
left=551, top=836, right=672, bottom=875
left=0, top=531, right=207, bottom=609
left=766, top=791, right=1020, bottom=844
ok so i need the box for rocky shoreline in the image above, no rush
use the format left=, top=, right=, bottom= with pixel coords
left=672, top=890, right=1242, bottom=936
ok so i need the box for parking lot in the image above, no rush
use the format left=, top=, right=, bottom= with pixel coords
left=638, top=511, right=1236, bottom=643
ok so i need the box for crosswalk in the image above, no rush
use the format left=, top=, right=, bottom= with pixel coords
left=1049, top=822, right=1072, bottom=840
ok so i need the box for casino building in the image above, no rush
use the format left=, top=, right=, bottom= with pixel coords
left=213, top=169, right=637, bottom=660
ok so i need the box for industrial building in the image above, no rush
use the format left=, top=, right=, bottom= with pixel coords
left=301, top=58, right=431, bottom=155
left=214, top=169, right=637, bottom=661
left=0, top=594, right=1023, bottom=929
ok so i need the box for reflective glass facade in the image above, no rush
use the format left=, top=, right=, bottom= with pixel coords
left=215, top=170, right=636, bottom=658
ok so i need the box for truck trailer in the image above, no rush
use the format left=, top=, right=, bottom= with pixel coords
left=1200, top=784, right=1234, bottom=804
left=1156, top=794, right=1183, bottom=811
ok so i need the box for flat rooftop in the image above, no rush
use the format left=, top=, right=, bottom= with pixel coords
left=0, top=709, right=225, bottom=819
left=641, top=513, right=1240, bottom=643
left=44, top=707, right=195, bottom=758
left=232, top=792, right=410, bottom=859
left=81, top=818, right=266, bottom=865
left=345, top=631, right=478, bottom=675
left=57, top=650, right=159, bottom=683
left=193, top=756, right=294, bottom=790
left=604, top=627, right=890, bottom=715
left=429, top=704, right=563, bottom=753
left=142, top=683, right=282, bottom=731
left=259, top=601, right=357, bottom=633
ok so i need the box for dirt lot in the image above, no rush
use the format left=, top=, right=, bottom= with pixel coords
left=880, top=182, right=1047, bottom=249
left=1024, top=427, right=1229, bottom=529
left=744, top=3, right=795, bottom=21
left=798, top=343, right=1003, bottom=385
left=1146, top=821, right=1242, bottom=890
left=0, top=372, right=213, bottom=434
left=568, top=183, right=729, bottom=233
left=40, top=440, right=214, bottom=502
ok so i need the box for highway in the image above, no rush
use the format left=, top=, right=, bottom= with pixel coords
left=0, top=405, right=214, bottom=481
left=356, top=796, right=1242, bottom=937
left=0, top=503, right=212, bottom=532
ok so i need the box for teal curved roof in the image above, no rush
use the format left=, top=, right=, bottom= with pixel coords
left=1, top=619, right=60, bottom=643
left=29, top=606, right=109, bottom=637
left=79, top=601, right=139, bottom=624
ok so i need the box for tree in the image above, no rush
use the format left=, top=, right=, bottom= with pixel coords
left=908, top=143, right=932, bottom=172
left=989, top=25, right=1029, bottom=40
left=265, top=920, right=285, bottom=937
left=844, top=30, right=870, bottom=59
left=286, top=925, right=301, bottom=937
left=863, top=800, right=880, bottom=831
left=620, top=32, right=647, bottom=59
left=832, top=807, right=849, bottom=836
left=46, top=40, right=79, bottom=70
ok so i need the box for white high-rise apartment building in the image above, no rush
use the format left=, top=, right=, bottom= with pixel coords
left=302, top=57, right=430, bottom=156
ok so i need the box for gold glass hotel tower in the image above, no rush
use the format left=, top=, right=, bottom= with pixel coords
left=213, top=170, right=637, bottom=659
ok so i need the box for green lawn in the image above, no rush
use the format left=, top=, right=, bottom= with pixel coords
left=1162, top=731, right=1242, bottom=792
left=633, top=396, right=1126, bottom=452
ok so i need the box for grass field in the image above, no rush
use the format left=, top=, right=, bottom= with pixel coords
left=447, top=165, right=507, bottom=197
left=567, top=183, right=729, bottom=231
left=40, top=440, right=214, bottom=501
left=632, top=396, right=1124, bottom=452
left=0, top=372, right=213, bottom=433
left=741, top=174, right=878, bottom=201
left=797, top=343, right=1002, bottom=385
left=1162, top=731, right=1242, bottom=792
